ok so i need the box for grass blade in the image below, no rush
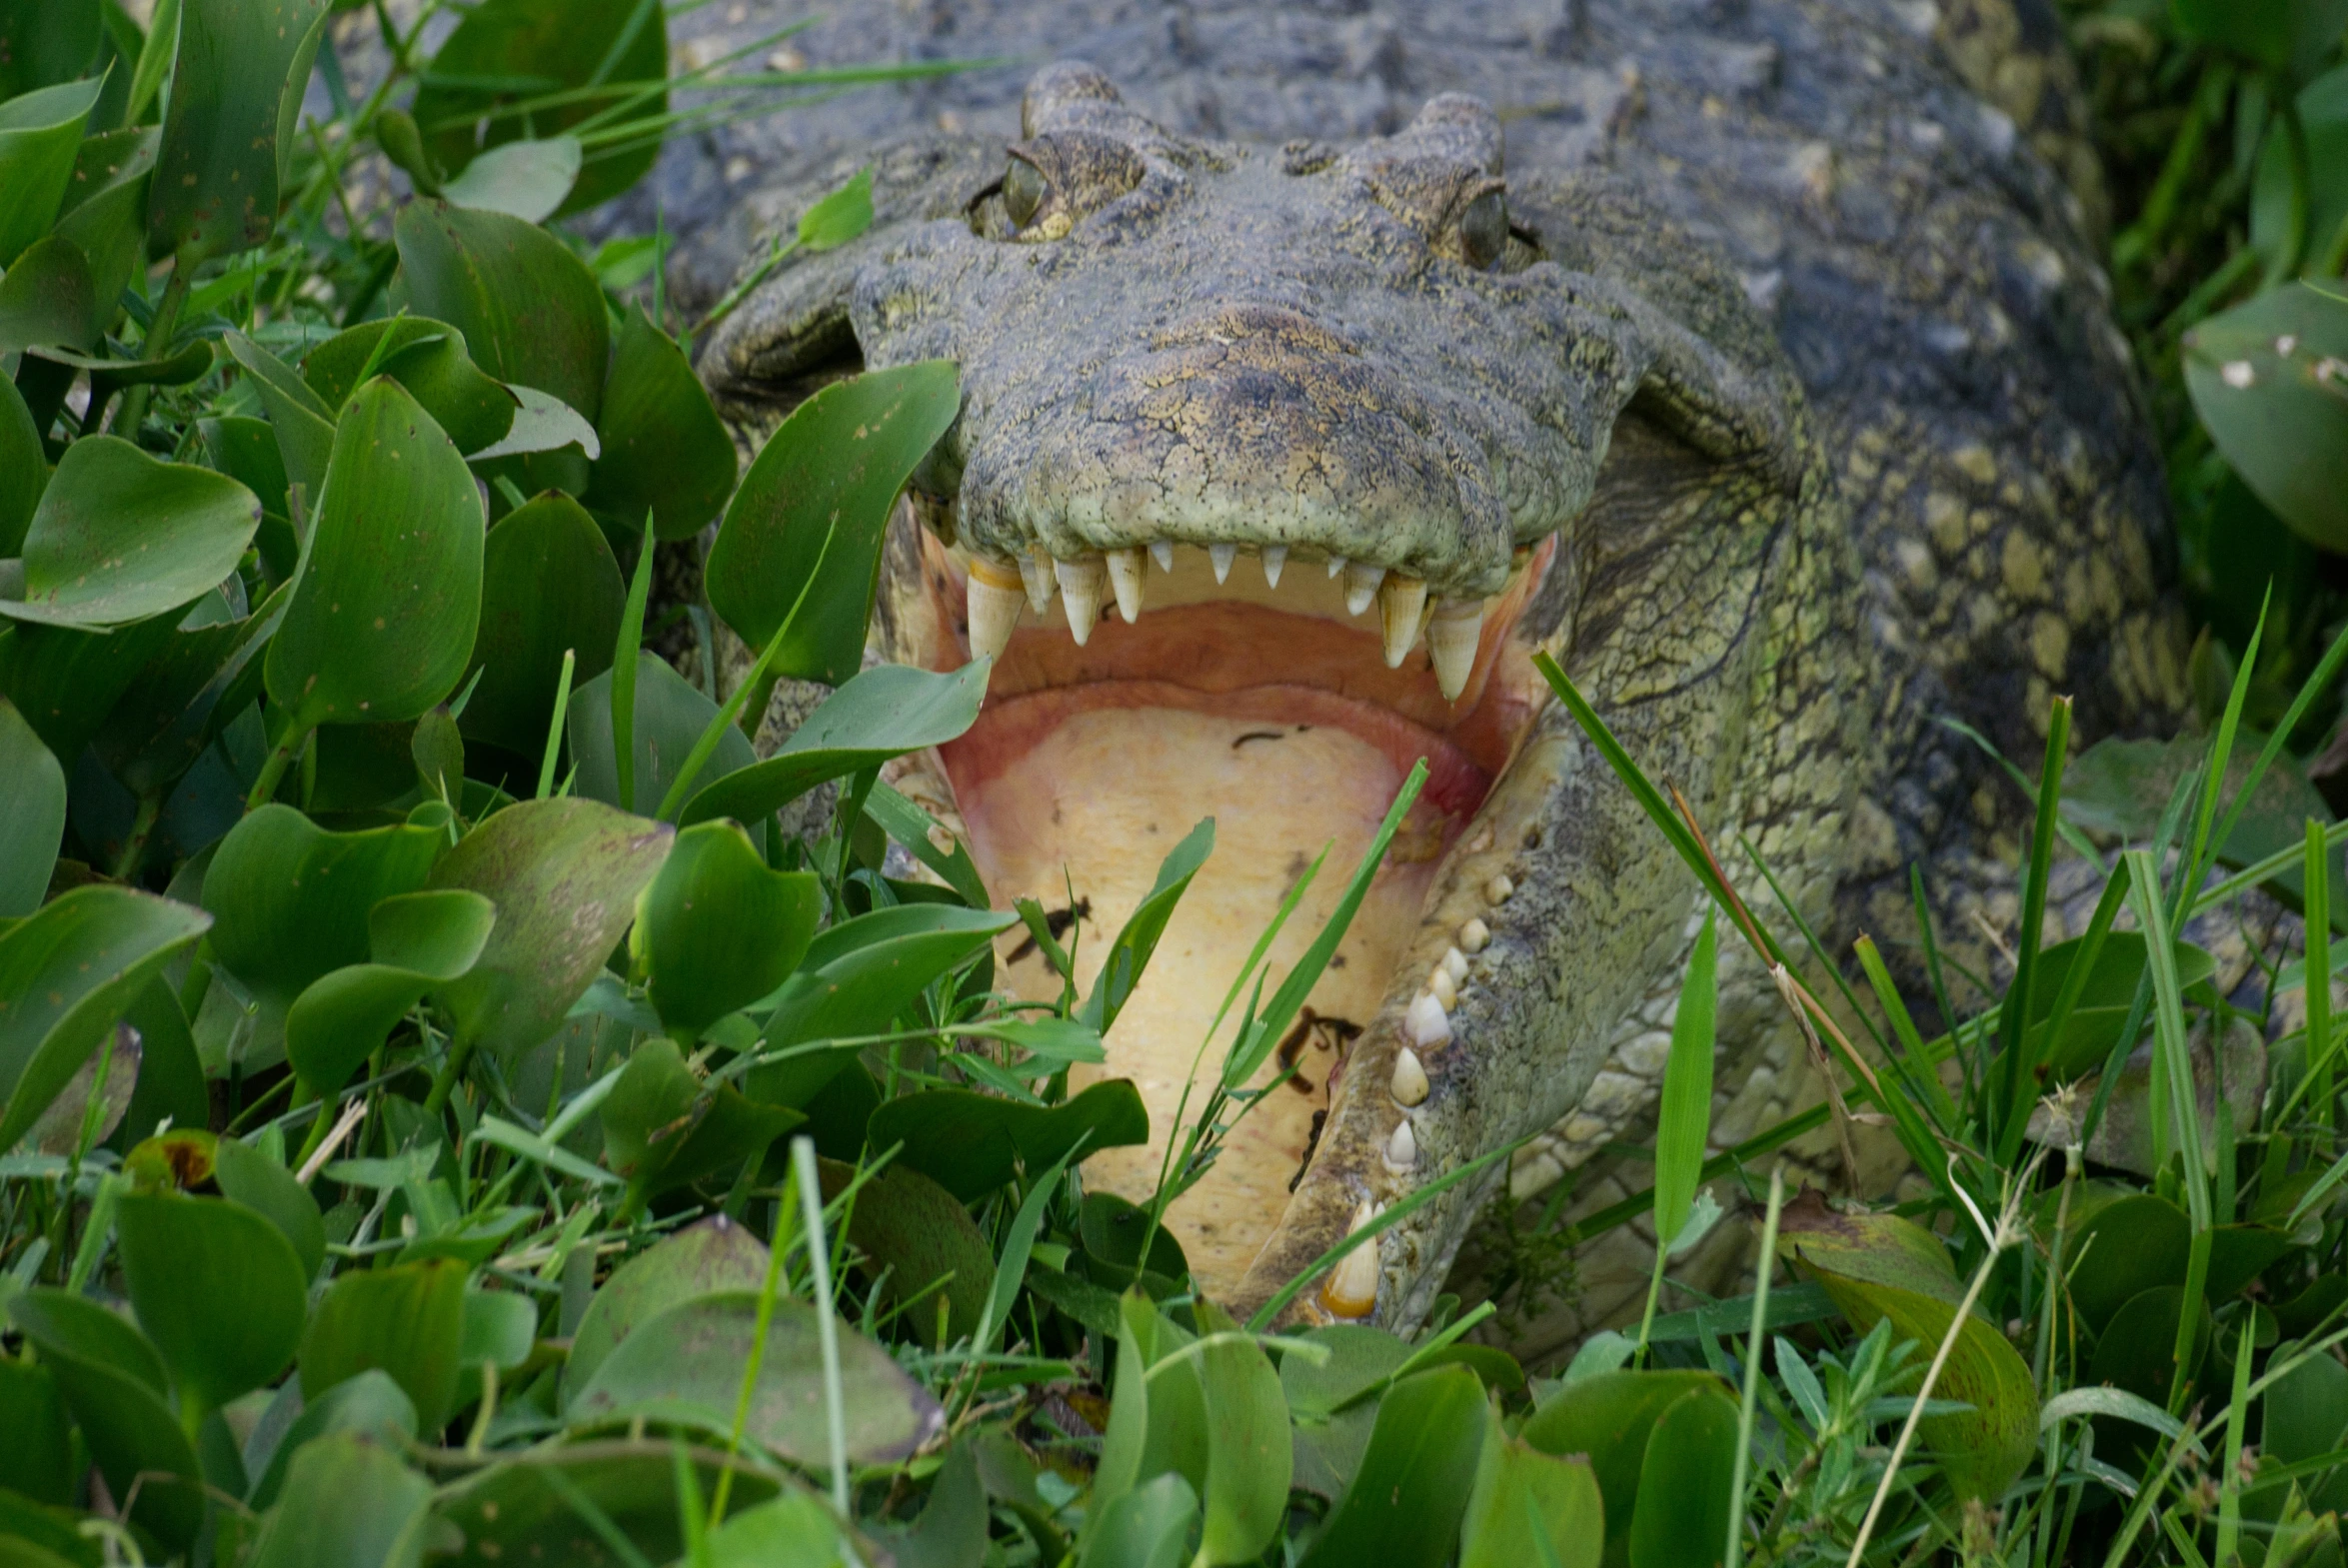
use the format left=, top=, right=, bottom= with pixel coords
left=1725, top=1167, right=1785, bottom=1568
left=612, top=511, right=656, bottom=813
left=1991, top=696, right=2071, bottom=1162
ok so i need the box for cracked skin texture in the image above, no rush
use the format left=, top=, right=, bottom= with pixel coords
left=666, top=0, right=2188, bottom=1342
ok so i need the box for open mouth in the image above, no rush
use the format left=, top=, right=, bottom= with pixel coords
left=884, top=526, right=1558, bottom=1287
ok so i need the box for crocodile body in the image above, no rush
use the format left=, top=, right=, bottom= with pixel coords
left=664, top=0, right=2186, bottom=1342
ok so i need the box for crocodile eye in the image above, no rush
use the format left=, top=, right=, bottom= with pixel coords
left=1458, top=189, right=1507, bottom=269
left=1004, top=157, right=1048, bottom=229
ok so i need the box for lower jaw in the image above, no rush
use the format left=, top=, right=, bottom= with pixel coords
left=892, top=530, right=1554, bottom=1292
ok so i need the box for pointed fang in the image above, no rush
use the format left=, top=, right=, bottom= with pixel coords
left=1209, top=542, right=1235, bottom=584
left=1378, top=576, right=1428, bottom=667
left=1425, top=597, right=1486, bottom=702
left=1343, top=561, right=1385, bottom=616
left=1150, top=540, right=1174, bottom=573
left=1106, top=548, right=1146, bottom=623
left=1019, top=550, right=1055, bottom=614
left=1262, top=545, right=1287, bottom=588
left=1320, top=1202, right=1381, bottom=1318
left=1327, top=555, right=1347, bottom=579
left=966, top=557, right=1026, bottom=660
left=1056, top=555, right=1107, bottom=646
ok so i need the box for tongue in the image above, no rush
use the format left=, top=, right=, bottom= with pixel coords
left=950, top=701, right=1452, bottom=1287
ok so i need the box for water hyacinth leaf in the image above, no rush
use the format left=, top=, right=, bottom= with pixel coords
left=705, top=1489, right=850, bottom=1567
left=1189, top=1298, right=1291, bottom=1565
left=223, top=330, right=337, bottom=503
left=1298, top=1365, right=1488, bottom=1568
left=0, top=0, right=102, bottom=99
left=7, top=1289, right=205, bottom=1550
left=91, top=582, right=286, bottom=799
left=267, top=378, right=485, bottom=729
left=565, top=1214, right=770, bottom=1399
left=2024, top=932, right=2218, bottom=1079
left=244, top=1430, right=432, bottom=1568
left=572, top=652, right=756, bottom=817
left=2063, top=1190, right=2191, bottom=1334
left=303, top=317, right=517, bottom=457
left=394, top=201, right=611, bottom=422
left=0, top=697, right=64, bottom=916
left=0, top=613, right=178, bottom=766
left=1520, top=1369, right=1728, bottom=1566
left=1626, top=1383, right=1736, bottom=1568
left=147, top=0, right=331, bottom=264
left=1461, top=1403, right=1603, bottom=1568
left=461, top=491, right=623, bottom=756
left=1776, top=1196, right=2037, bottom=1500
left=640, top=820, right=822, bottom=1037
left=437, top=133, right=581, bottom=222
left=1080, top=1473, right=1198, bottom=1568
left=408, top=0, right=667, bottom=216
left=2088, top=1285, right=2211, bottom=1407
left=116, top=1190, right=308, bottom=1418
left=681, top=661, right=991, bottom=827
left=53, top=125, right=157, bottom=325
left=0, top=233, right=98, bottom=353
left=427, top=796, right=671, bottom=1064
left=568, top=1290, right=946, bottom=1465
left=460, top=1288, right=538, bottom=1374
left=588, top=305, right=738, bottom=540
left=0, top=435, right=260, bottom=630
left=0, top=1355, right=71, bottom=1505
left=245, top=1369, right=418, bottom=1511
left=599, top=1036, right=801, bottom=1207
left=0, top=885, right=209, bottom=1155
left=467, top=385, right=600, bottom=465
left=0, top=374, right=43, bottom=554
left=0, top=76, right=105, bottom=266
left=2251, top=68, right=2348, bottom=276
left=862, top=1080, right=1151, bottom=1203
left=2182, top=282, right=2348, bottom=553
left=705, top=362, right=962, bottom=683
left=438, top=1442, right=785, bottom=1568
left=211, top=1132, right=326, bottom=1280
left=299, top=1256, right=469, bottom=1434
left=202, top=804, right=445, bottom=1020
left=815, top=1156, right=994, bottom=1347
left=284, top=889, right=497, bottom=1096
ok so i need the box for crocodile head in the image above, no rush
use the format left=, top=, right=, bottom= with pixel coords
left=703, top=63, right=1819, bottom=1324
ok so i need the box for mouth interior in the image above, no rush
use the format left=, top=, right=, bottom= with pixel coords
left=907, top=535, right=1551, bottom=1286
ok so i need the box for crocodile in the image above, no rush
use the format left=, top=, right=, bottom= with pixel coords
left=657, top=0, right=2187, bottom=1343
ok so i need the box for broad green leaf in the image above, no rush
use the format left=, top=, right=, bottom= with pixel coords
left=1089, top=1290, right=1205, bottom=1526
left=862, top=1080, right=1151, bottom=1203
left=2264, top=1348, right=2348, bottom=1508
left=146, top=0, right=331, bottom=264
left=90, top=580, right=285, bottom=799
left=2087, top=1285, right=2210, bottom=1408
left=1079, top=1472, right=1196, bottom=1568
left=438, top=133, right=581, bottom=223
left=2063, top=1190, right=2191, bottom=1334
left=410, top=704, right=463, bottom=801
left=0, top=372, right=43, bottom=553
left=799, top=166, right=876, bottom=250
left=0, top=76, right=104, bottom=266
left=1189, top=1299, right=1291, bottom=1565
left=815, top=1156, right=994, bottom=1347
left=408, top=0, right=667, bottom=215
left=2170, top=0, right=2347, bottom=75
left=0, top=0, right=102, bottom=100
left=0, top=696, right=64, bottom=916
left=1080, top=1190, right=1191, bottom=1291
left=212, top=1132, right=326, bottom=1280
left=640, top=820, right=821, bottom=1037
left=1298, top=1366, right=1488, bottom=1568
left=568, top=1290, right=945, bottom=1464
left=565, top=1214, right=770, bottom=1400
left=199, top=414, right=290, bottom=523
left=2022, top=931, right=2218, bottom=1079
left=0, top=885, right=209, bottom=1155
left=429, top=797, right=670, bottom=1062
left=0, top=435, right=260, bottom=630
left=1282, top=1324, right=1413, bottom=1421
left=2252, top=68, right=2348, bottom=278
left=572, top=652, right=757, bottom=817
left=460, top=1288, right=538, bottom=1373
left=0, top=1353, right=72, bottom=1505
left=113, top=980, right=207, bottom=1160
left=394, top=200, right=611, bottom=422
left=299, top=1256, right=469, bottom=1433
left=1626, top=1384, right=1736, bottom=1568
left=284, top=889, right=496, bottom=1095
left=202, top=804, right=444, bottom=1020
left=224, top=329, right=336, bottom=503
left=705, top=1487, right=847, bottom=1568
left=1651, top=910, right=1714, bottom=1247
left=587, top=304, right=738, bottom=540
left=681, top=661, right=991, bottom=828
left=245, top=1369, right=417, bottom=1511
left=8, top=1289, right=205, bottom=1551
left=436, top=1442, right=784, bottom=1568
left=1079, top=817, right=1212, bottom=1035
left=245, top=1430, right=432, bottom=1568
left=303, top=317, right=517, bottom=457
left=1462, top=1402, right=1603, bottom=1568
left=462, top=490, right=623, bottom=756
left=52, top=126, right=157, bottom=330
left=1777, top=1198, right=2037, bottom=1500
left=1520, top=1369, right=1729, bottom=1567
left=0, top=232, right=98, bottom=353
left=21, top=1016, right=136, bottom=1155
left=599, top=1036, right=801, bottom=1209
left=116, top=1190, right=307, bottom=1418
left=705, top=362, right=962, bottom=683
left=267, top=377, right=485, bottom=729
left=0, top=613, right=180, bottom=770
left=2183, top=282, right=2348, bottom=553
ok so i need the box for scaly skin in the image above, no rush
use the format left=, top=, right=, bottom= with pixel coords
left=668, top=0, right=2187, bottom=1337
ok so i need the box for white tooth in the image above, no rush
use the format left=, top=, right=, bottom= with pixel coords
left=1327, top=555, right=1347, bottom=579
left=1390, top=1044, right=1431, bottom=1104
left=1209, top=542, right=1235, bottom=584
left=1343, top=561, right=1385, bottom=616
left=1427, top=966, right=1456, bottom=1009
left=1426, top=597, right=1487, bottom=702
left=1405, top=992, right=1452, bottom=1050
left=1458, top=917, right=1490, bottom=953
left=1378, top=576, right=1428, bottom=668
left=1262, top=545, right=1287, bottom=588
left=1484, top=873, right=1514, bottom=904
left=1018, top=549, right=1055, bottom=613
left=1106, top=548, right=1146, bottom=623
left=1384, top=1118, right=1418, bottom=1170
left=1055, top=555, right=1107, bottom=646
left=1441, top=946, right=1469, bottom=985
left=1150, top=540, right=1174, bottom=573
left=965, top=557, right=1026, bottom=660
left=1320, top=1203, right=1381, bottom=1318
